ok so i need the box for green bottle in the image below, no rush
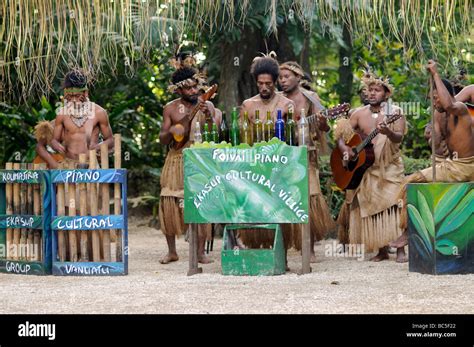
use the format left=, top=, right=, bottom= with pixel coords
left=211, top=123, right=219, bottom=143
left=253, top=110, right=263, bottom=144
left=202, top=123, right=210, bottom=142
left=263, top=110, right=274, bottom=141
left=285, top=109, right=296, bottom=146
left=240, top=111, right=253, bottom=145
left=230, top=107, right=240, bottom=146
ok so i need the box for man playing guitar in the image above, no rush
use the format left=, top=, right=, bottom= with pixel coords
left=158, top=54, right=220, bottom=265
left=334, top=71, right=407, bottom=263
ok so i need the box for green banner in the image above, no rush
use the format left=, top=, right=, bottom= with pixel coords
left=184, top=142, right=309, bottom=224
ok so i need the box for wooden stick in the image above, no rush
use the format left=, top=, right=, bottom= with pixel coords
left=27, top=163, right=34, bottom=261
left=12, top=163, right=21, bottom=260
left=187, top=224, right=202, bottom=276
left=78, top=154, right=89, bottom=261
left=101, top=143, right=111, bottom=261
left=90, top=150, right=101, bottom=262
left=33, top=163, right=42, bottom=261
left=67, top=161, right=78, bottom=261
left=57, top=165, right=67, bottom=262
left=300, top=150, right=312, bottom=274
left=19, top=163, right=27, bottom=260
left=5, top=162, right=13, bottom=259
left=429, top=76, right=437, bottom=182
left=114, top=134, right=122, bottom=262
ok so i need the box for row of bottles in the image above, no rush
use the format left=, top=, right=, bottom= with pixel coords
left=193, top=107, right=309, bottom=146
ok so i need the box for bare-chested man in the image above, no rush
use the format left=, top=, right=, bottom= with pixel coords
left=279, top=61, right=335, bottom=262
left=158, top=62, right=221, bottom=265
left=334, top=72, right=407, bottom=262
left=236, top=55, right=294, bottom=264
left=422, top=82, right=474, bottom=160
left=50, top=69, right=114, bottom=165
left=392, top=60, right=474, bottom=249
left=240, top=55, right=294, bottom=123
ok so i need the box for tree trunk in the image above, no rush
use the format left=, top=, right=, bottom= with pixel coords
left=337, top=24, right=353, bottom=104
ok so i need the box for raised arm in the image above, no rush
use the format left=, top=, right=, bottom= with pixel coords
left=427, top=60, right=470, bottom=117
left=455, top=84, right=474, bottom=104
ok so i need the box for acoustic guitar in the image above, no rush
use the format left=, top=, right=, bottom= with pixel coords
left=172, top=84, right=218, bottom=149
left=467, top=102, right=474, bottom=121
left=330, top=113, right=403, bottom=190
left=33, top=153, right=64, bottom=168
left=306, top=103, right=350, bottom=123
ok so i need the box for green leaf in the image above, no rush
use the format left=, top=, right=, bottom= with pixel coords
left=186, top=173, right=209, bottom=193
left=407, top=204, right=432, bottom=253
left=437, top=190, right=474, bottom=237
left=417, top=190, right=435, bottom=238
left=435, top=239, right=458, bottom=256
left=434, top=184, right=470, bottom=224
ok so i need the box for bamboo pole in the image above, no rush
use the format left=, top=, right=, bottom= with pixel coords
left=57, top=165, right=67, bottom=262
left=300, top=150, right=311, bottom=274
left=27, top=163, right=34, bottom=261
left=90, top=150, right=101, bottom=262
left=19, top=163, right=27, bottom=260
left=67, top=161, right=78, bottom=261
left=33, top=163, right=42, bottom=261
left=79, top=154, right=89, bottom=261
left=114, top=134, right=122, bottom=262
left=429, top=76, right=437, bottom=182
left=12, top=163, right=21, bottom=260
left=5, top=162, right=13, bottom=259
left=101, top=143, right=111, bottom=261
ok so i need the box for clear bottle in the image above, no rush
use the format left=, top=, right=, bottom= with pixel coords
left=285, top=109, right=296, bottom=146
left=263, top=110, right=274, bottom=141
left=240, top=111, right=253, bottom=145
left=219, top=112, right=229, bottom=143
left=298, top=108, right=309, bottom=146
left=230, top=107, right=240, bottom=146
left=193, top=121, right=202, bottom=144
left=253, top=110, right=264, bottom=144
left=274, top=109, right=285, bottom=142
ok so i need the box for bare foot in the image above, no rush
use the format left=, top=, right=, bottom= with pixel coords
left=396, top=248, right=408, bottom=263
left=370, top=247, right=389, bottom=262
left=159, top=253, right=179, bottom=264
left=310, top=253, right=317, bottom=263
left=198, top=255, right=214, bottom=264
left=389, top=231, right=408, bottom=248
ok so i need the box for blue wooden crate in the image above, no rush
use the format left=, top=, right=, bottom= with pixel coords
left=50, top=169, right=128, bottom=276
left=0, top=169, right=52, bottom=275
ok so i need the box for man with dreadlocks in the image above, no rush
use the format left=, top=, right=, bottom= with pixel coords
left=241, top=53, right=294, bottom=124
left=49, top=69, right=114, bottom=165
left=158, top=53, right=220, bottom=264
left=334, top=69, right=407, bottom=262
left=237, top=54, right=295, bottom=266
left=278, top=61, right=335, bottom=262
left=391, top=60, right=474, bottom=250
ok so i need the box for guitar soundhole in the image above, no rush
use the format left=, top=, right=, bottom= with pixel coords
left=347, top=159, right=357, bottom=171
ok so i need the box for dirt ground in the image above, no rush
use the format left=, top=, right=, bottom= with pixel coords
left=0, top=217, right=473, bottom=314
